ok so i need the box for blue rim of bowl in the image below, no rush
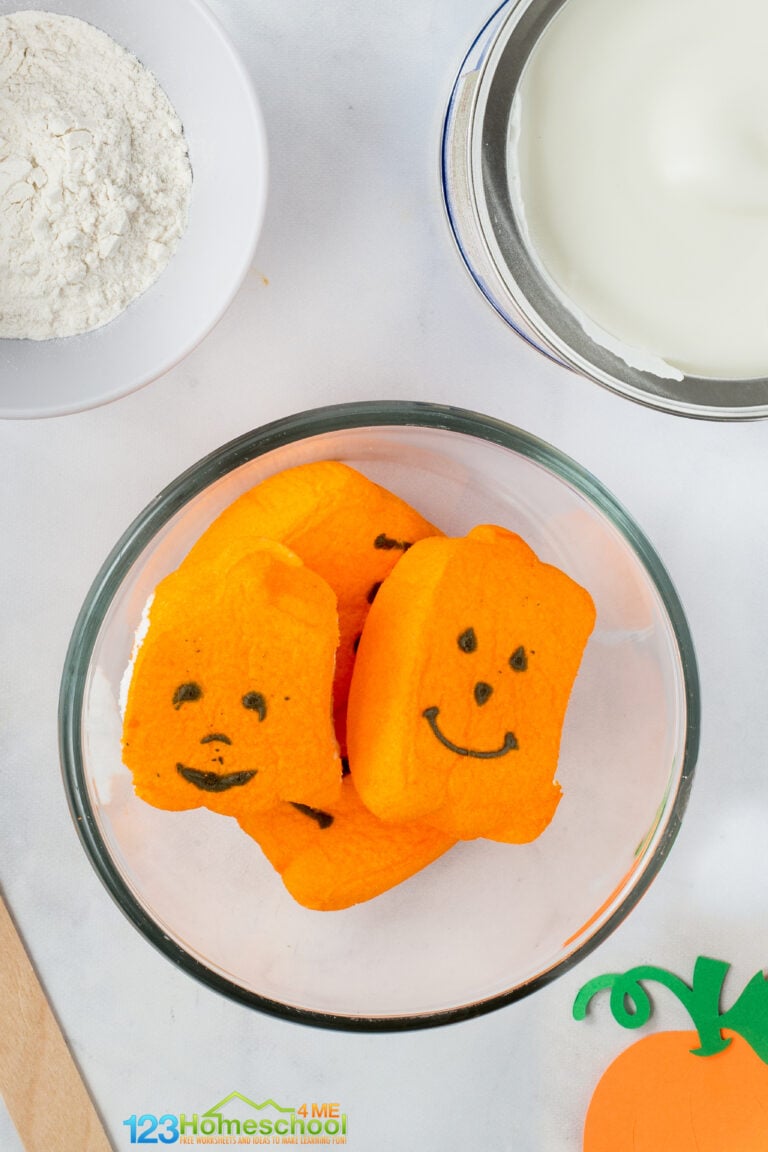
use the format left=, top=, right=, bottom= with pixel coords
left=58, top=400, right=700, bottom=1031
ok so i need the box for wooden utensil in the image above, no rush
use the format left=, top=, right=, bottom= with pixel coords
left=0, top=890, right=113, bottom=1152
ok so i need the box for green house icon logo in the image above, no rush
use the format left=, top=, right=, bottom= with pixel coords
left=203, top=1092, right=295, bottom=1118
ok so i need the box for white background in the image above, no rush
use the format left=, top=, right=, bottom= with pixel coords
left=3, top=0, right=768, bottom=1148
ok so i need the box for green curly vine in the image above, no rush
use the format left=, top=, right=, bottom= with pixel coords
left=573, top=956, right=768, bottom=1063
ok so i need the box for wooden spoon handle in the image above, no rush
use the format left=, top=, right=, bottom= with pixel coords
left=0, top=891, right=113, bottom=1152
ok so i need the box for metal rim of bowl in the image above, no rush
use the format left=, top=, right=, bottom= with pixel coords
left=58, top=399, right=700, bottom=1031
left=441, top=0, right=768, bottom=421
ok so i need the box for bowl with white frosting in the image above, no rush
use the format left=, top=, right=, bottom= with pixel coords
left=0, top=0, right=267, bottom=418
left=442, top=0, right=768, bottom=419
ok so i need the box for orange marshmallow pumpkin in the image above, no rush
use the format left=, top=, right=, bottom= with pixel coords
left=238, top=776, right=456, bottom=911
left=122, top=538, right=342, bottom=820
left=347, top=524, right=596, bottom=842
left=181, top=462, right=441, bottom=750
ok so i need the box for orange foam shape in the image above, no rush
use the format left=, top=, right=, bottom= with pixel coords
left=347, top=524, right=596, bottom=842
left=238, top=776, right=456, bottom=911
left=584, top=1030, right=768, bottom=1151
left=182, top=461, right=441, bottom=751
left=122, top=538, right=341, bottom=820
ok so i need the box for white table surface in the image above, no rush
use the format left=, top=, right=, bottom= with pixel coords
left=3, top=1, right=768, bottom=1149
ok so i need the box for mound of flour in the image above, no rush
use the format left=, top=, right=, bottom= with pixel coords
left=0, top=11, right=192, bottom=340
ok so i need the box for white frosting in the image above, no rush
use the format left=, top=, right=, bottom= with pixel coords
left=510, top=0, right=768, bottom=380
left=118, top=592, right=154, bottom=718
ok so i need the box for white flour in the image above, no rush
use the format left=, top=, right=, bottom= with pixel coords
left=0, top=11, right=192, bottom=340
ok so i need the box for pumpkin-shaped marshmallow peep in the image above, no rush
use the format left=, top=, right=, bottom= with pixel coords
left=181, top=461, right=441, bottom=751
left=575, top=956, right=768, bottom=1151
left=238, top=776, right=456, bottom=911
left=122, top=537, right=342, bottom=820
left=347, top=524, right=596, bottom=842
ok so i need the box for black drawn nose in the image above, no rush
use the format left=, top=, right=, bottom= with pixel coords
left=200, top=732, right=232, bottom=745
left=474, top=681, right=493, bottom=706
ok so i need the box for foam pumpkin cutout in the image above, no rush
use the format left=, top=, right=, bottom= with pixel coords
left=574, top=957, right=768, bottom=1152
left=122, top=538, right=342, bottom=820
left=237, top=776, right=457, bottom=911
left=347, top=524, right=596, bottom=842
left=181, top=461, right=441, bottom=752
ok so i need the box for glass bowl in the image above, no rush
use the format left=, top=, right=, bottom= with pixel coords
left=442, top=0, right=768, bottom=420
left=0, top=0, right=267, bottom=419
left=59, top=401, right=699, bottom=1029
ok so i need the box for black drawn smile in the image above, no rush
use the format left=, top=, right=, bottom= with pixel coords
left=176, top=763, right=257, bottom=792
left=421, top=706, right=518, bottom=759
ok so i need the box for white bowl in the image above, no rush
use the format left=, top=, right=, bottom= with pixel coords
left=0, top=0, right=268, bottom=418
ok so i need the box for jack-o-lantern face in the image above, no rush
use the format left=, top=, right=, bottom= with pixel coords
left=169, top=680, right=266, bottom=794
left=347, top=524, right=596, bottom=843
left=181, top=461, right=441, bottom=753
left=122, top=539, right=342, bottom=820
left=420, top=627, right=525, bottom=760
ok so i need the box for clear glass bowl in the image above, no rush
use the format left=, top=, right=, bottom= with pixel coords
left=441, top=0, right=768, bottom=420
left=59, top=401, right=699, bottom=1029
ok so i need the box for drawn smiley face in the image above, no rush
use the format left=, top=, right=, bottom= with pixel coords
left=122, top=539, right=342, bottom=820
left=171, top=680, right=266, bottom=794
left=421, top=626, right=529, bottom=759
left=347, top=524, right=596, bottom=843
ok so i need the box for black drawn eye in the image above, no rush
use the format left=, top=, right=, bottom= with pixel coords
left=242, top=691, right=267, bottom=721
left=173, top=682, right=202, bottom=709
left=509, top=646, right=528, bottom=672
left=457, top=627, right=477, bottom=653
left=373, top=533, right=412, bottom=552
